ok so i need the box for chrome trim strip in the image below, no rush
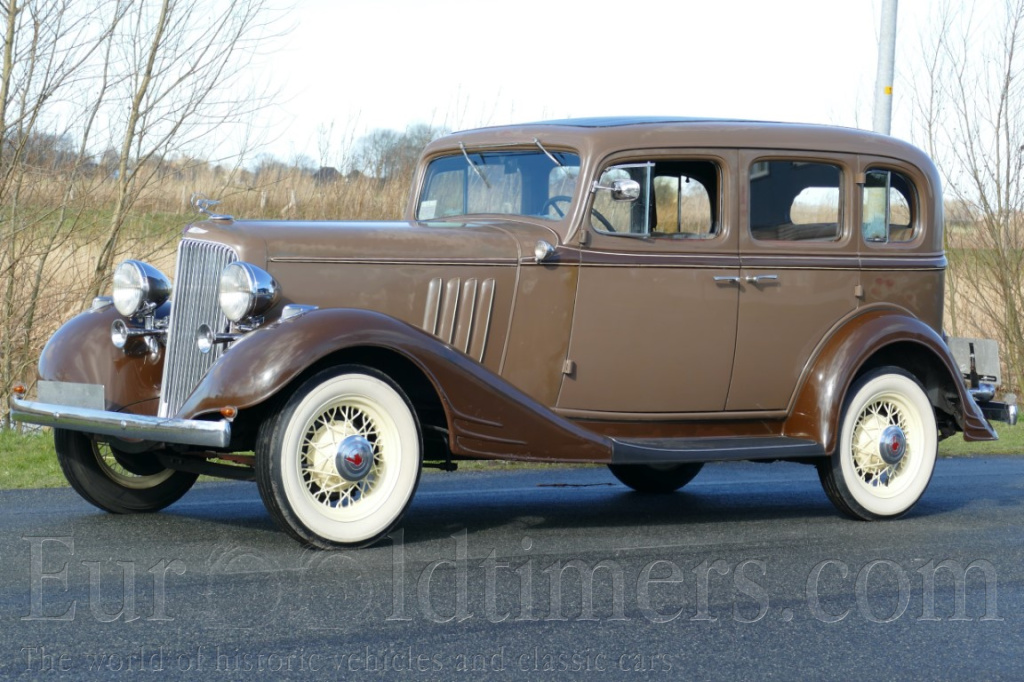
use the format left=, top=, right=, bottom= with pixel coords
left=269, top=257, right=518, bottom=266
left=11, top=398, right=231, bottom=449
left=554, top=406, right=790, bottom=421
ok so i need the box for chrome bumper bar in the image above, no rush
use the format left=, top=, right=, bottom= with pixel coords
left=968, top=383, right=1018, bottom=426
left=10, top=397, right=231, bottom=449
left=978, top=400, right=1018, bottom=427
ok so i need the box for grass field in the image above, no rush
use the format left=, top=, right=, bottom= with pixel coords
left=2, top=421, right=1021, bottom=491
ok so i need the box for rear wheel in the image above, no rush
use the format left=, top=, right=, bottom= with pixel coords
left=818, top=368, right=937, bottom=520
left=55, top=429, right=197, bottom=513
left=608, top=462, right=704, bottom=493
left=256, top=365, right=422, bottom=549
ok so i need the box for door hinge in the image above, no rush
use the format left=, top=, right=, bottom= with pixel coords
left=562, top=359, right=576, bottom=375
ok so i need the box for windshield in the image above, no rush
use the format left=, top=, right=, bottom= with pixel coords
left=417, top=149, right=580, bottom=221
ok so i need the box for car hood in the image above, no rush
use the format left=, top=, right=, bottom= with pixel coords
left=182, top=219, right=529, bottom=265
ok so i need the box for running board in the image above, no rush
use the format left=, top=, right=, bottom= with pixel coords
left=610, top=436, right=826, bottom=464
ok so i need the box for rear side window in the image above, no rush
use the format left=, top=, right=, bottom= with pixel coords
left=749, top=161, right=842, bottom=241
left=862, top=169, right=917, bottom=243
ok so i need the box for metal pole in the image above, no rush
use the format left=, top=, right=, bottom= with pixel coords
left=873, top=0, right=899, bottom=135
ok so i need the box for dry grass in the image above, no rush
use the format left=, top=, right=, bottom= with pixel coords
left=0, top=163, right=411, bottom=412
left=2, top=159, right=1022, bottom=408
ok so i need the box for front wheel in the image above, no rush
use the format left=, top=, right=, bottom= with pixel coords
left=55, top=429, right=198, bottom=513
left=817, top=368, right=937, bottom=520
left=256, top=365, right=423, bottom=549
left=608, top=462, right=704, bottom=493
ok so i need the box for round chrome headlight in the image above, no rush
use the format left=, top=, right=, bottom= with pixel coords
left=111, top=260, right=171, bottom=317
left=218, top=262, right=279, bottom=323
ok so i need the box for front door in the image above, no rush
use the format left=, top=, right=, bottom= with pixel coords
left=557, top=152, right=740, bottom=415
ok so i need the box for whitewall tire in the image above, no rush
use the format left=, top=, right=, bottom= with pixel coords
left=256, top=365, right=422, bottom=548
left=818, top=368, right=937, bottom=520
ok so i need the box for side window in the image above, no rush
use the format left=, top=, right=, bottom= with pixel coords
left=591, top=159, right=720, bottom=237
left=862, top=169, right=917, bottom=243
left=592, top=163, right=650, bottom=234
left=749, top=160, right=842, bottom=241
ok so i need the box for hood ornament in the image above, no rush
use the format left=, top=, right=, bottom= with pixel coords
left=190, top=193, right=233, bottom=222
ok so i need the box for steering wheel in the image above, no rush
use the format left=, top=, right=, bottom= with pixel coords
left=542, top=195, right=617, bottom=233
left=590, top=208, right=616, bottom=232
left=541, top=195, right=573, bottom=218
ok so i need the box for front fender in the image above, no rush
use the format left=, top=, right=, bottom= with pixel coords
left=38, top=303, right=163, bottom=413
left=177, top=308, right=611, bottom=462
left=785, top=308, right=996, bottom=453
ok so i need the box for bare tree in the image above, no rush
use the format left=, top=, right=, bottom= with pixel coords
left=0, top=0, right=130, bottom=425
left=0, top=0, right=281, bottom=425
left=911, top=0, right=1024, bottom=392
left=87, top=0, right=278, bottom=298
left=352, top=124, right=447, bottom=183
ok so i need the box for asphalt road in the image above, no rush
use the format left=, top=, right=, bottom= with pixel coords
left=1, top=457, right=1022, bottom=680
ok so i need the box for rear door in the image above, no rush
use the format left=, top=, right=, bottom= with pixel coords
left=726, top=152, right=862, bottom=411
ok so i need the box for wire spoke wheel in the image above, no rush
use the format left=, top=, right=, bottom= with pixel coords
left=256, top=365, right=422, bottom=549
left=818, top=368, right=937, bottom=520
left=851, top=398, right=912, bottom=492
left=94, top=441, right=176, bottom=489
left=299, top=400, right=389, bottom=513
left=55, top=429, right=197, bottom=513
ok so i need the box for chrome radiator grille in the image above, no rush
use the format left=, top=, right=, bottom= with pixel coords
left=158, top=239, right=237, bottom=418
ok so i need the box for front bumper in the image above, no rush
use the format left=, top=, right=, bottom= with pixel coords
left=10, top=397, right=231, bottom=449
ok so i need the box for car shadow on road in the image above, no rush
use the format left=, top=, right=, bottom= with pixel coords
left=148, top=462, right=978, bottom=550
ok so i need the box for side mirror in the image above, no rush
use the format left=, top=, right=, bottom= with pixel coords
left=610, top=179, right=641, bottom=201
left=593, top=178, right=641, bottom=201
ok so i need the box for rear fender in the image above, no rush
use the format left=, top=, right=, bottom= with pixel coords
left=177, top=308, right=611, bottom=462
left=785, top=309, right=996, bottom=452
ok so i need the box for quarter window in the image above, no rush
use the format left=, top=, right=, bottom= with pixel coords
left=749, top=161, right=842, bottom=241
left=862, top=169, right=916, bottom=243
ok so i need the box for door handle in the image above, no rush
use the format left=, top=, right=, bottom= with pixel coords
left=744, top=274, right=779, bottom=284
left=713, top=276, right=741, bottom=285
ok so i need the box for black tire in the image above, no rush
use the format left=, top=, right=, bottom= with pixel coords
left=817, top=367, right=938, bottom=520
left=255, top=365, right=423, bottom=549
left=55, top=429, right=198, bottom=513
left=608, top=462, right=704, bottom=493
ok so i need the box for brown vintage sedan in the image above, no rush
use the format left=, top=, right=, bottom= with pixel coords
left=12, top=117, right=1018, bottom=548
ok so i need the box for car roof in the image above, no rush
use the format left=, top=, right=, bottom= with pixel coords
left=428, top=117, right=934, bottom=171
left=518, top=116, right=751, bottom=127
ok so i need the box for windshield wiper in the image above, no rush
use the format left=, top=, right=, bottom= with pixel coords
left=459, top=142, right=491, bottom=189
left=534, top=138, right=571, bottom=178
